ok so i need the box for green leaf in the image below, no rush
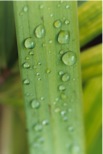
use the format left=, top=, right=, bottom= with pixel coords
left=14, top=1, right=85, bottom=154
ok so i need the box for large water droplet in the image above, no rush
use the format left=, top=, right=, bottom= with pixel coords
left=62, top=51, right=76, bottom=66
left=54, top=20, right=62, bottom=28
left=22, top=62, right=30, bottom=69
left=23, top=79, right=30, bottom=85
left=58, top=30, right=70, bottom=44
left=62, top=73, right=70, bottom=82
left=24, top=38, right=35, bottom=49
left=59, top=85, right=66, bottom=91
left=31, top=99, right=40, bottom=109
left=35, top=25, right=45, bottom=38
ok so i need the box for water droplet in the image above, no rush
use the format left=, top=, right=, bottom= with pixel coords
left=70, top=145, right=80, bottom=153
left=62, top=51, right=76, bottom=66
left=31, top=99, right=40, bottom=109
left=59, top=85, right=66, bottom=91
left=23, top=79, right=30, bottom=85
left=35, top=123, right=42, bottom=131
left=46, top=69, right=51, bottom=74
left=58, top=30, right=70, bottom=44
left=59, top=50, right=65, bottom=55
left=29, top=51, right=34, bottom=55
left=59, top=71, right=64, bottom=76
left=61, top=110, right=66, bottom=116
left=23, top=5, right=28, bottom=12
left=22, top=62, right=30, bottom=69
left=49, top=40, right=52, bottom=44
left=55, top=108, right=60, bottom=113
left=35, top=25, right=45, bottom=38
left=25, top=56, right=29, bottom=60
left=54, top=20, right=62, bottom=28
left=24, top=38, right=35, bottom=49
left=68, top=126, right=74, bottom=132
left=38, top=77, right=41, bottom=81
left=55, top=97, right=59, bottom=102
left=40, top=97, right=44, bottom=101
left=36, top=73, right=40, bottom=76
left=50, top=13, right=53, bottom=17
left=39, top=4, right=44, bottom=9
left=65, top=20, right=70, bottom=25
left=38, top=62, right=41, bottom=65
left=62, top=73, right=70, bottom=82
left=61, top=93, right=67, bottom=99
left=63, top=116, right=68, bottom=121
left=42, top=120, right=49, bottom=125
left=65, top=5, right=70, bottom=9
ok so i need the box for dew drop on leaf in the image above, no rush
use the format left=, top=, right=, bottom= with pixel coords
left=35, top=25, right=45, bottom=38
left=22, top=62, right=30, bottom=69
left=59, top=71, right=64, bottom=76
left=42, top=120, right=49, bottom=125
left=65, top=20, right=70, bottom=25
left=35, top=123, right=43, bottom=131
left=23, top=5, right=28, bottom=12
left=54, top=20, right=62, bottom=28
left=62, top=51, right=76, bottom=66
left=65, top=5, right=70, bottom=9
left=62, top=73, right=70, bottom=82
left=58, top=30, right=70, bottom=44
left=31, top=99, right=40, bottom=109
left=23, top=79, right=30, bottom=85
left=24, top=38, right=35, bottom=49
left=29, top=51, right=34, bottom=55
left=59, top=85, right=66, bottom=91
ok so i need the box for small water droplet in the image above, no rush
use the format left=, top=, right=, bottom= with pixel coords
left=68, top=126, right=74, bottom=132
left=23, top=79, right=30, bottom=85
left=63, top=116, right=68, bottom=121
left=50, top=13, right=53, bottom=17
left=22, top=62, right=30, bottom=69
left=38, top=62, right=41, bottom=65
left=29, top=51, right=34, bottom=55
left=61, top=93, right=67, bottom=99
left=70, top=145, right=80, bottom=153
left=59, top=50, right=65, bottom=55
left=40, top=97, right=44, bottom=101
left=55, top=108, right=60, bottom=113
left=36, top=72, right=40, bottom=76
left=54, top=20, right=62, bottom=28
left=24, top=38, right=35, bottom=49
left=58, top=30, right=70, bottom=44
left=46, top=69, right=51, bottom=74
left=59, top=85, right=66, bottom=91
left=35, top=25, right=45, bottom=38
left=23, top=5, right=28, bottom=12
left=65, top=5, right=70, bottom=9
left=61, top=110, right=66, bottom=116
left=38, top=77, right=41, bottom=81
left=62, top=73, right=70, bottom=82
left=49, top=40, right=52, bottom=44
left=62, top=51, right=76, bottom=66
left=25, top=56, right=29, bottom=60
left=59, top=71, right=64, bottom=76
left=39, top=4, right=44, bottom=9
left=42, top=120, right=49, bottom=125
left=35, top=123, right=43, bottom=131
left=65, top=20, right=70, bottom=25
left=31, top=99, right=40, bottom=109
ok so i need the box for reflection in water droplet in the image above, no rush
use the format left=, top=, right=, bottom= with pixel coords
left=23, top=79, right=30, bottom=85
left=58, top=30, right=70, bottom=44
left=54, top=20, right=62, bottom=28
left=35, top=25, right=45, bottom=38
left=59, top=85, right=66, bottom=91
left=31, top=99, right=40, bottom=109
left=24, top=38, right=35, bottom=49
left=62, top=73, right=70, bottom=82
left=22, top=62, right=30, bottom=69
left=62, top=51, right=76, bottom=66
